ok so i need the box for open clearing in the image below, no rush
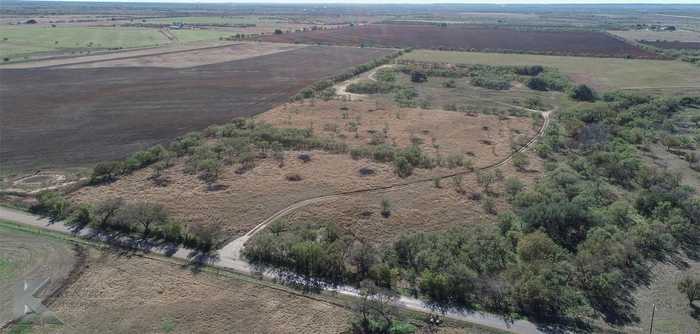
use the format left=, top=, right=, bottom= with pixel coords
left=261, top=23, right=656, bottom=58
left=0, top=26, right=170, bottom=59
left=609, top=29, right=700, bottom=43
left=639, top=40, right=700, bottom=50
left=0, top=223, right=77, bottom=327
left=70, top=99, right=538, bottom=240
left=273, top=151, right=545, bottom=246
left=5, top=249, right=352, bottom=334
left=0, top=45, right=393, bottom=172
left=400, top=50, right=700, bottom=92
left=62, top=42, right=303, bottom=68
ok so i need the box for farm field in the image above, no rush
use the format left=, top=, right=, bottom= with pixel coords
left=70, top=99, right=538, bottom=239
left=639, top=40, right=700, bottom=50
left=609, top=29, right=700, bottom=43
left=260, top=23, right=657, bottom=58
left=0, top=26, right=169, bottom=59
left=400, top=50, right=700, bottom=92
left=0, top=45, right=393, bottom=172
left=0, top=223, right=78, bottom=328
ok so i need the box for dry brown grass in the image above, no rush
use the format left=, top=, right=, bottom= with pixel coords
left=258, top=100, right=539, bottom=162
left=70, top=100, right=538, bottom=240
left=22, top=250, right=351, bottom=334
left=278, top=152, right=544, bottom=245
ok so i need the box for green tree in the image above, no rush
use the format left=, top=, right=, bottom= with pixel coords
left=198, top=159, right=221, bottom=189
left=504, top=177, right=524, bottom=201
left=477, top=170, right=497, bottom=194
left=511, top=152, right=530, bottom=171
left=569, top=84, right=597, bottom=102
left=678, top=276, right=700, bottom=304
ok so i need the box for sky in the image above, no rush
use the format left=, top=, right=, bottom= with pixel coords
left=40, top=0, right=700, bottom=3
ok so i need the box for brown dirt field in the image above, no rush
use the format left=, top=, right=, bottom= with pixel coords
left=16, top=250, right=352, bottom=334
left=0, top=45, right=393, bottom=172
left=70, top=101, right=537, bottom=240
left=62, top=42, right=304, bottom=69
left=257, top=100, right=539, bottom=160
left=261, top=24, right=657, bottom=59
left=278, top=152, right=544, bottom=245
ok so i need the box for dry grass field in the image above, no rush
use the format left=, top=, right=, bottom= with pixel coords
left=70, top=100, right=538, bottom=240
left=0, top=45, right=393, bottom=172
left=276, top=151, right=545, bottom=246
left=6, top=250, right=352, bottom=334
left=609, top=29, right=700, bottom=43
left=0, top=223, right=78, bottom=328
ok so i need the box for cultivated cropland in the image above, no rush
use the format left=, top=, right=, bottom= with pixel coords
left=1, top=2, right=699, bottom=334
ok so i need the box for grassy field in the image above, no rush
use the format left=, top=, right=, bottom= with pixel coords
left=144, top=15, right=291, bottom=25
left=0, top=26, right=236, bottom=60
left=0, top=223, right=77, bottom=328
left=400, top=50, right=700, bottom=92
left=609, top=29, right=700, bottom=42
left=0, top=26, right=168, bottom=58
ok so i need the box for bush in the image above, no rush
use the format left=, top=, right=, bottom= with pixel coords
left=298, top=153, right=312, bottom=163
left=570, top=84, right=597, bottom=102
left=31, top=191, right=71, bottom=222
left=511, top=152, right=530, bottom=171
left=482, top=196, right=497, bottom=214
left=90, top=161, right=124, bottom=184
left=381, top=199, right=391, bottom=218
left=527, top=77, right=548, bottom=91
left=410, top=70, right=427, bottom=83
left=394, top=156, right=413, bottom=178
left=286, top=173, right=303, bottom=181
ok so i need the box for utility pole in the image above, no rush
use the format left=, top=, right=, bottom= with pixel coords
left=649, top=303, right=656, bottom=334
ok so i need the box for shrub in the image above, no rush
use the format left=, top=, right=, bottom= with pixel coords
left=511, top=152, right=530, bottom=171
left=483, top=196, right=497, bottom=214
left=285, top=173, right=303, bottom=181
left=394, top=156, right=413, bottom=178
left=570, top=84, right=597, bottom=102
left=446, top=153, right=465, bottom=169
left=298, top=153, right=312, bottom=163
left=381, top=199, right=391, bottom=218
left=410, top=70, right=427, bottom=83
left=453, top=175, right=465, bottom=194
left=90, top=161, right=124, bottom=184
left=677, top=276, right=700, bottom=304
left=527, top=77, right=548, bottom=91
left=32, top=191, right=71, bottom=222
left=505, top=177, right=524, bottom=200
left=442, top=79, right=456, bottom=88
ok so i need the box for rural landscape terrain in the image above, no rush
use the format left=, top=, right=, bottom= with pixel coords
left=1, top=2, right=699, bottom=334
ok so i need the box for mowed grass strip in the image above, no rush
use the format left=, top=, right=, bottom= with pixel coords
left=400, top=50, right=700, bottom=92
left=0, top=26, right=170, bottom=58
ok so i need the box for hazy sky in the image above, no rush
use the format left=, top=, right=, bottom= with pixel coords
left=46, top=0, right=700, bottom=3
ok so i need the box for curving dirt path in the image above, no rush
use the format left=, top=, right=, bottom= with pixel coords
left=0, top=65, right=553, bottom=334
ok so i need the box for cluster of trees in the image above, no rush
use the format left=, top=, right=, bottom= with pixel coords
left=350, top=144, right=471, bottom=178
left=291, top=50, right=409, bottom=101
left=32, top=192, right=220, bottom=252
left=91, top=119, right=350, bottom=187
left=245, top=92, right=700, bottom=327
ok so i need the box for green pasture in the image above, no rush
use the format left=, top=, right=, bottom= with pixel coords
left=400, top=50, right=700, bottom=92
